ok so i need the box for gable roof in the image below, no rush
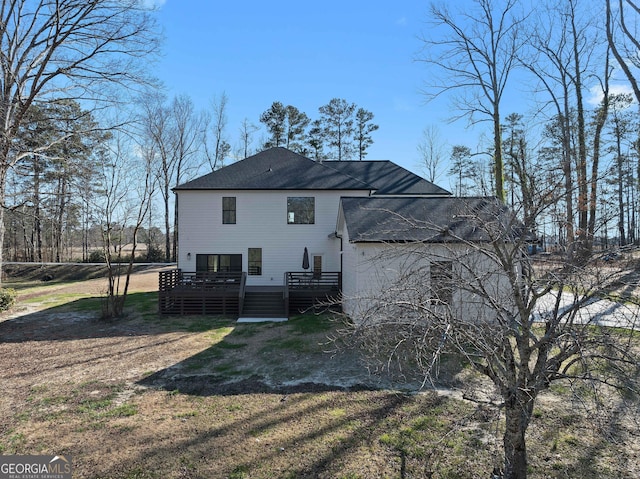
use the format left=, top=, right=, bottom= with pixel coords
left=324, top=160, right=451, bottom=196
left=175, top=147, right=371, bottom=191
left=174, top=147, right=449, bottom=195
left=340, top=196, right=519, bottom=243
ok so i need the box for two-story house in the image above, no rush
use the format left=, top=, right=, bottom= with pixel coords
left=160, top=147, right=511, bottom=321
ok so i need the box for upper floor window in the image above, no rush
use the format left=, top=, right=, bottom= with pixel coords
left=222, top=197, right=236, bottom=224
left=287, top=197, right=315, bottom=224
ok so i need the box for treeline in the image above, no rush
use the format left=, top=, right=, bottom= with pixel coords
left=258, top=98, right=378, bottom=161
left=416, top=0, right=640, bottom=258
left=444, top=102, right=640, bottom=250
left=2, top=94, right=378, bottom=264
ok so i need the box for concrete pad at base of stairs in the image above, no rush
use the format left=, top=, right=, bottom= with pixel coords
left=237, top=317, right=288, bottom=323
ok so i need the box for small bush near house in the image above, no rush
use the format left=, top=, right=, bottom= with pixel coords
left=0, top=288, right=17, bottom=311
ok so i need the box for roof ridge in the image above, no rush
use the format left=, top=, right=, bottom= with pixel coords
left=317, top=161, right=374, bottom=189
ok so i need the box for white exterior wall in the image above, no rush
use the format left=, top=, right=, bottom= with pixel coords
left=339, top=223, right=359, bottom=305
left=341, top=238, right=513, bottom=323
left=177, top=189, right=368, bottom=285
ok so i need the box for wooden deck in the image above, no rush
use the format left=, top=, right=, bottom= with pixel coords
left=159, top=270, right=247, bottom=316
left=284, top=271, right=342, bottom=317
left=158, top=270, right=341, bottom=317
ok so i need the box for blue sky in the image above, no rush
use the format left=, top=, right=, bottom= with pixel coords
left=153, top=0, right=461, bottom=180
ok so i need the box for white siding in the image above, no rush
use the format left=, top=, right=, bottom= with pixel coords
left=341, top=240, right=513, bottom=323
left=177, top=189, right=368, bottom=285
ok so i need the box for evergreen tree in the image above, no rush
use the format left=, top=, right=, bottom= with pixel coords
left=355, top=108, right=379, bottom=160
left=260, top=101, right=288, bottom=148
left=318, top=98, right=356, bottom=161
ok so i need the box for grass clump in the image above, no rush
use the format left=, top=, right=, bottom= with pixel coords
left=0, top=287, right=16, bottom=311
left=287, top=314, right=334, bottom=334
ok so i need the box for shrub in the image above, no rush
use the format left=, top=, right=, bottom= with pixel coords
left=0, top=288, right=17, bottom=311
left=145, top=245, right=165, bottom=263
left=87, top=250, right=105, bottom=263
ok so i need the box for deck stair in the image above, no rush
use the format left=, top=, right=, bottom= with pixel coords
left=240, top=288, right=286, bottom=318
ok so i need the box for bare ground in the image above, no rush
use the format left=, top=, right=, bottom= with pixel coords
left=1, top=265, right=639, bottom=478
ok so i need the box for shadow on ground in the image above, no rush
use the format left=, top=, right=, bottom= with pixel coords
left=137, top=314, right=465, bottom=396
left=0, top=292, right=162, bottom=342
left=1, top=292, right=465, bottom=396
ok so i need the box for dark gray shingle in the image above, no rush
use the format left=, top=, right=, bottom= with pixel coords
left=174, top=147, right=450, bottom=195
left=175, top=148, right=371, bottom=191
left=325, top=160, right=451, bottom=196
left=341, top=196, right=518, bottom=243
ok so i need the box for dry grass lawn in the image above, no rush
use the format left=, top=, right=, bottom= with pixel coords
left=0, top=264, right=639, bottom=478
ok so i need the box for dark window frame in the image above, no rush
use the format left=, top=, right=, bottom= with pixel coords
left=248, top=248, right=262, bottom=276
left=430, top=261, right=453, bottom=305
left=222, top=197, right=236, bottom=224
left=196, top=254, right=242, bottom=273
left=287, top=196, right=315, bottom=224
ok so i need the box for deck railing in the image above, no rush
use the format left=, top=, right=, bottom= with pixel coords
left=159, top=269, right=340, bottom=316
left=283, top=272, right=290, bottom=318
left=285, top=271, right=342, bottom=290
left=159, top=270, right=247, bottom=316
left=284, top=271, right=342, bottom=315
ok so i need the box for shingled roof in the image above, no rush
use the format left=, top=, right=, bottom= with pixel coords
left=174, top=147, right=449, bottom=194
left=340, top=196, right=519, bottom=243
left=324, top=160, right=450, bottom=195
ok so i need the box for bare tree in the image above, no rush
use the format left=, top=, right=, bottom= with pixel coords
left=139, top=92, right=203, bottom=263
left=206, top=92, right=231, bottom=170
left=237, top=118, right=259, bottom=159
left=98, top=130, right=155, bottom=319
left=524, top=0, right=610, bottom=259
left=170, top=95, right=204, bottom=260
left=417, top=125, right=446, bottom=183
left=139, top=92, right=172, bottom=262
left=606, top=0, right=640, bottom=104
left=420, top=0, right=527, bottom=202
left=0, top=0, right=159, bottom=284
left=338, top=197, right=639, bottom=479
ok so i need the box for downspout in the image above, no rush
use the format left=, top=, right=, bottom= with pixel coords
left=336, top=231, right=343, bottom=295
left=334, top=230, right=343, bottom=278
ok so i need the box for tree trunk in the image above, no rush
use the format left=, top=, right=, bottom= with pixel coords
left=55, top=175, right=68, bottom=262
left=571, top=1, right=590, bottom=257
left=617, top=144, right=626, bottom=246
left=503, top=398, right=533, bottom=479
left=0, top=166, right=7, bottom=286
left=164, top=181, right=171, bottom=262
left=588, top=52, right=609, bottom=244
left=33, top=156, right=43, bottom=262
left=561, top=112, right=575, bottom=253
left=494, top=106, right=505, bottom=202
